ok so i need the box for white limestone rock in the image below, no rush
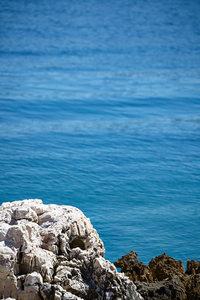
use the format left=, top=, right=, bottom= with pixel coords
left=0, top=199, right=143, bottom=300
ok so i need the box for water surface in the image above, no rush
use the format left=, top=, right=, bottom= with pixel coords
left=0, top=0, right=200, bottom=265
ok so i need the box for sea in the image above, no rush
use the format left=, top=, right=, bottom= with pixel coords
left=0, top=0, right=200, bottom=266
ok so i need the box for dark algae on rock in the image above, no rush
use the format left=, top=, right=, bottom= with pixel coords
left=115, top=251, right=200, bottom=300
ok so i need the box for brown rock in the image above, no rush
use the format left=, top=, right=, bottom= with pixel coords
left=115, top=251, right=200, bottom=300
left=186, top=260, right=200, bottom=275
left=185, top=274, right=200, bottom=300
left=114, top=251, right=153, bottom=283
left=149, top=253, right=185, bottom=281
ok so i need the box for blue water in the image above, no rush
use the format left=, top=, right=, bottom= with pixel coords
left=0, top=0, right=200, bottom=266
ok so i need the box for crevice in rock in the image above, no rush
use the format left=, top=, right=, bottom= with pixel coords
left=19, top=248, right=23, bottom=263
left=17, top=275, right=25, bottom=291
left=52, top=261, right=59, bottom=283
left=69, top=238, right=85, bottom=250
left=57, top=234, right=63, bottom=256
left=16, top=245, right=31, bottom=275
left=40, top=283, right=55, bottom=300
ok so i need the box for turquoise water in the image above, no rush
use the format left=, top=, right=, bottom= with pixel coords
left=0, top=0, right=200, bottom=265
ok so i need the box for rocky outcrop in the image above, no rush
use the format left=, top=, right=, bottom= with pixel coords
left=114, top=251, right=153, bottom=283
left=115, top=251, right=200, bottom=300
left=0, top=199, right=143, bottom=300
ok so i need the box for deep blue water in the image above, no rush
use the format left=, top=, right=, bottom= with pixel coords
left=0, top=0, right=200, bottom=266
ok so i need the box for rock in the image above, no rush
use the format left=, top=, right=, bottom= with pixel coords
left=185, top=260, right=200, bottom=299
left=149, top=253, right=185, bottom=281
left=12, top=207, right=38, bottom=222
left=186, top=259, right=200, bottom=275
left=25, top=271, right=43, bottom=285
left=135, top=276, right=187, bottom=300
left=0, top=199, right=143, bottom=300
left=115, top=251, right=200, bottom=300
left=114, top=251, right=153, bottom=283
left=186, top=274, right=200, bottom=300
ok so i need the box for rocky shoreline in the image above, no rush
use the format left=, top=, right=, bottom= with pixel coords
left=115, top=251, right=200, bottom=299
left=0, top=199, right=199, bottom=300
